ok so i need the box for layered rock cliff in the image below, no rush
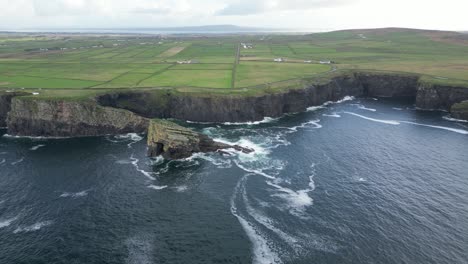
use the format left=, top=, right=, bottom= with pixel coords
left=3, top=72, right=468, bottom=138
left=415, top=83, right=468, bottom=111
left=147, top=119, right=253, bottom=159
left=6, top=98, right=149, bottom=137
left=0, top=92, right=28, bottom=128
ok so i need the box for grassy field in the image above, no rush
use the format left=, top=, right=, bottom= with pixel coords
left=1, top=28, right=468, bottom=99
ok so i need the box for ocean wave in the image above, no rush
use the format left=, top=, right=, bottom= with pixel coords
left=174, top=185, right=188, bottom=192
left=0, top=158, right=5, bottom=165
left=13, top=220, right=53, bottom=233
left=107, top=133, right=144, bottom=148
left=130, top=155, right=156, bottom=181
left=351, top=104, right=377, bottom=112
left=401, top=121, right=468, bottom=135
left=443, top=115, right=468, bottom=123
left=147, top=184, right=168, bottom=190
left=60, top=190, right=90, bottom=198
left=323, top=113, right=341, bottom=118
left=11, top=157, right=24, bottom=165
left=30, top=144, right=46, bottom=151
left=392, top=107, right=403, bottom=111
left=231, top=176, right=282, bottom=264
left=335, top=96, right=355, bottom=104
left=306, top=105, right=325, bottom=112
left=343, top=112, right=400, bottom=125
left=0, top=216, right=19, bottom=229
left=222, top=117, right=280, bottom=126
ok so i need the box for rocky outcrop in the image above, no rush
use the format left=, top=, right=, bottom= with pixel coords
left=7, top=98, right=149, bottom=137
left=415, top=83, right=468, bottom=111
left=147, top=119, right=253, bottom=159
left=451, top=101, right=468, bottom=120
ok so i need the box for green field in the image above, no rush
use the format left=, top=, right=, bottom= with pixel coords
left=1, top=28, right=468, bottom=99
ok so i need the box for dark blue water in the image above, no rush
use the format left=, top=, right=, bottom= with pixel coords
left=1, top=98, right=467, bottom=264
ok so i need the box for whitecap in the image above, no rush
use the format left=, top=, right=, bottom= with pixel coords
left=147, top=184, right=168, bottom=190
left=443, top=115, right=468, bottom=123
left=343, top=112, right=400, bottom=125
left=60, top=190, right=90, bottom=198
left=306, top=105, right=325, bottom=112
left=335, top=96, right=355, bottom=104
left=401, top=121, right=468, bottom=135
left=392, top=107, right=403, bottom=111
left=11, top=157, right=24, bottom=165
left=30, top=144, right=46, bottom=151
left=323, top=113, right=341, bottom=118
left=235, top=161, right=276, bottom=179
left=0, top=216, right=18, bottom=229
left=222, top=116, right=280, bottom=126
left=0, top=158, right=5, bottom=165
left=174, top=185, right=188, bottom=192
left=351, top=104, right=377, bottom=112
left=285, top=120, right=322, bottom=132
left=13, top=220, right=53, bottom=233
left=130, top=155, right=156, bottom=180
left=231, top=176, right=282, bottom=264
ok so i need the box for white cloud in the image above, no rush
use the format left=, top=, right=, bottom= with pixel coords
left=0, top=0, right=466, bottom=31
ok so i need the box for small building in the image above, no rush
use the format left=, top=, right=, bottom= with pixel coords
left=274, top=58, right=285, bottom=62
left=319, top=60, right=332, bottom=64
left=304, top=60, right=312, bottom=63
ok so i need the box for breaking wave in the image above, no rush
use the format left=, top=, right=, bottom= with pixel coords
left=343, top=112, right=400, bottom=125
left=13, top=220, right=53, bottom=233
left=147, top=185, right=168, bottom=190
left=443, top=115, right=468, bottom=123
left=130, top=155, right=156, bottom=181
left=11, top=157, right=24, bottom=165
left=60, top=190, right=90, bottom=198
left=400, top=121, right=468, bottom=135
left=351, top=104, right=377, bottom=112
left=30, top=144, right=46, bottom=151
left=0, top=216, right=19, bottom=229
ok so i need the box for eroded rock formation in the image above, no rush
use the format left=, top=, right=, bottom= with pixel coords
left=147, top=119, right=253, bottom=159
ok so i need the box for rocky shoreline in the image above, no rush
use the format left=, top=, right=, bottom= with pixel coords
left=2, top=72, right=468, bottom=138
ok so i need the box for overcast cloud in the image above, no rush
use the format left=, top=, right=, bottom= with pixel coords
left=0, top=0, right=466, bottom=31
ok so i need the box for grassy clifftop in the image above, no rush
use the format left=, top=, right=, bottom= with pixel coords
left=1, top=28, right=468, bottom=100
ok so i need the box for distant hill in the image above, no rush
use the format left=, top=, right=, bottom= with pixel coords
left=312, top=27, right=468, bottom=46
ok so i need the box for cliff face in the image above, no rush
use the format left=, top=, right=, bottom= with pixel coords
left=451, top=101, right=468, bottom=120
left=415, top=84, right=468, bottom=111
left=147, top=119, right=253, bottom=159
left=0, top=92, right=28, bottom=128
left=7, top=98, right=149, bottom=137
left=355, top=73, right=419, bottom=97
left=4, top=72, right=468, bottom=137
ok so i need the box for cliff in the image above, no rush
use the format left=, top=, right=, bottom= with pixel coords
left=147, top=119, right=253, bottom=159
left=0, top=92, right=28, bottom=128
left=3, top=72, right=468, bottom=138
left=6, top=98, right=149, bottom=137
left=415, top=83, right=468, bottom=111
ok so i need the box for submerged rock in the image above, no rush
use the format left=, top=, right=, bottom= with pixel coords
left=147, top=119, right=253, bottom=160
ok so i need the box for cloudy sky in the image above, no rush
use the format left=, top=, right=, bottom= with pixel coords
left=0, top=0, right=466, bottom=31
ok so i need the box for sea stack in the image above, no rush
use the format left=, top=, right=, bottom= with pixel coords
left=147, top=119, right=253, bottom=160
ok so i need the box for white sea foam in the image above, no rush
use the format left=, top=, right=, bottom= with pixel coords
left=343, top=112, right=400, bottom=125
left=11, top=157, right=24, bottom=165
left=351, top=104, right=377, bottom=112
left=323, top=113, right=341, bottom=118
left=235, top=161, right=276, bottom=179
left=267, top=181, right=313, bottom=211
left=392, top=107, right=403, bottom=111
left=335, top=96, right=355, bottom=104
left=0, top=158, right=5, bottom=165
left=30, top=144, right=46, bottom=151
left=0, top=216, right=18, bottom=228
left=443, top=115, right=468, bottom=123
left=116, top=159, right=132, bottom=164
left=13, top=220, right=53, bottom=233
left=174, top=185, right=188, bottom=192
left=130, top=155, right=156, bottom=180
left=286, top=120, right=322, bottom=132
left=306, top=105, right=325, bottom=112
left=60, top=190, right=89, bottom=198
left=147, top=185, right=168, bottom=190
left=222, top=117, right=280, bottom=126
left=401, top=121, right=468, bottom=135
left=231, top=176, right=282, bottom=264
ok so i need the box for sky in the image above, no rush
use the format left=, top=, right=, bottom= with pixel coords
left=0, top=0, right=466, bottom=31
